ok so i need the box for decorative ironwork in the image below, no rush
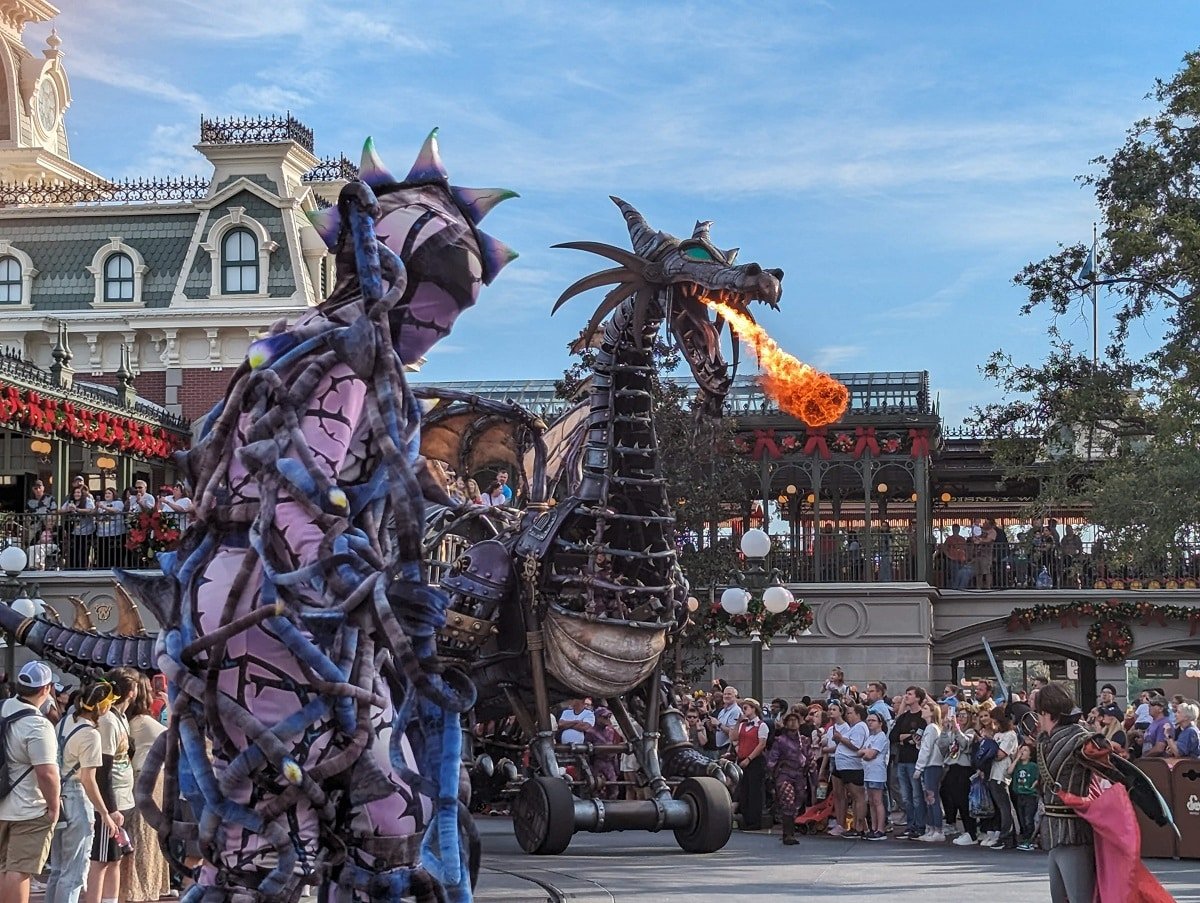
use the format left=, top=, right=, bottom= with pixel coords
left=0, top=177, right=209, bottom=208
left=303, top=155, right=359, bottom=182
left=0, top=345, right=190, bottom=433
left=199, top=114, right=315, bottom=153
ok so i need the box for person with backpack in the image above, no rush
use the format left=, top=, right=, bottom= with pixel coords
left=0, top=660, right=60, bottom=903
left=44, top=681, right=120, bottom=903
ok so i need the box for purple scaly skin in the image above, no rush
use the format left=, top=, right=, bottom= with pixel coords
left=1, top=132, right=520, bottom=903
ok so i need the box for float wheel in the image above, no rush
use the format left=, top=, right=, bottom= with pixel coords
left=512, top=776, right=575, bottom=855
left=672, top=776, right=733, bottom=853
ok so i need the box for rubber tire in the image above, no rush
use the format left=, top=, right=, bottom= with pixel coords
left=672, top=776, right=734, bottom=854
left=513, top=776, right=575, bottom=855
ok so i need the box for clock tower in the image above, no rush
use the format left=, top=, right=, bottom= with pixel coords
left=0, top=0, right=99, bottom=184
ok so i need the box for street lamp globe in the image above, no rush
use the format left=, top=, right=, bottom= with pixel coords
left=10, top=592, right=35, bottom=619
left=739, top=528, right=771, bottom=559
left=762, top=584, right=794, bottom=614
left=720, top=586, right=750, bottom=615
left=0, top=545, right=27, bottom=577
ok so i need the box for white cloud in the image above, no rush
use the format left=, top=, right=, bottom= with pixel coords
left=811, top=344, right=867, bottom=369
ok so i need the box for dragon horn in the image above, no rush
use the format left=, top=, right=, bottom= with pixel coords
left=406, top=127, right=448, bottom=182
left=113, top=570, right=179, bottom=628
left=610, top=196, right=660, bottom=257
left=692, top=220, right=713, bottom=241
left=477, top=231, right=518, bottom=285
left=306, top=207, right=343, bottom=251
left=113, top=582, right=149, bottom=637
left=66, top=595, right=95, bottom=632
left=725, top=247, right=739, bottom=264
left=359, top=136, right=398, bottom=189
left=451, top=187, right=519, bottom=225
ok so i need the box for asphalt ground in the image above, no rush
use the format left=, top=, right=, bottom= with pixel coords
left=472, top=817, right=1200, bottom=903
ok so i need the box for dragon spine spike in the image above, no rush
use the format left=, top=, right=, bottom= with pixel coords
left=450, top=186, right=519, bottom=224
left=406, top=127, right=448, bottom=182
left=477, top=230, right=518, bottom=285
left=609, top=196, right=659, bottom=257
left=306, top=207, right=343, bottom=251
left=358, top=136, right=398, bottom=188
left=692, top=220, right=713, bottom=240
left=725, top=247, right=739, bottom=263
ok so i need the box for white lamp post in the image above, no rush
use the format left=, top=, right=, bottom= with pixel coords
left=0, top=545, right=27, bottom=578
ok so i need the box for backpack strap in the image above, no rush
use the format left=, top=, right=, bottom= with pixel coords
left=2, top=708, right=41, bottom=793
left=56, top=719, right=95, bottom=784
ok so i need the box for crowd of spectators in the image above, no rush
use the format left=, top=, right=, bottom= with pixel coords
left=3, top=476, right=193, bottom=570
left=472, top=669, right=1200, bottom=851
left=692, top=670, right=1200, bottom=848
left=0, top=661, right=176, bottom=903
left=935, top=516, right=1200, bottom=589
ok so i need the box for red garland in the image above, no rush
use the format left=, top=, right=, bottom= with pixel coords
left=0, top=384, right=185, bottom=461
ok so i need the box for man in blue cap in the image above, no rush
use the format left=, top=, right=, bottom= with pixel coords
left=0, top=660, right=60, bottom=903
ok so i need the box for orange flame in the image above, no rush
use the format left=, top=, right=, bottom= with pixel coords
left=705, top=298, right=849, bottom=427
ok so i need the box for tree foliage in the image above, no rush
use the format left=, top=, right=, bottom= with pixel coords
left=973, top=50, right=1200, bottom=567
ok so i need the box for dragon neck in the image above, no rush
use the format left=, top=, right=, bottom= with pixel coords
left=580, top=292, right=668, bottom=508
left=576, top=292, right=680, bottom=624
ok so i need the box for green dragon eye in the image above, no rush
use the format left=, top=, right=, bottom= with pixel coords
left=683, top=246, right=716, bottom=262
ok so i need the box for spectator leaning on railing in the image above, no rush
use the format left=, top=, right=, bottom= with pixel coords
left=24, top=481, right=55, bottom=544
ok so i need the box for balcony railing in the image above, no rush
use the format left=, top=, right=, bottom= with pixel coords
left=199, top=114, right=315, bottom=153
left=747, top=532, right=1200, bottom=588
left=1, top=510, right=191, bottom=572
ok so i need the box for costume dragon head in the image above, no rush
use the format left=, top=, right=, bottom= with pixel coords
left=309, top=129, right=519, bottom=364
left=553, top=197, right=784, bottom=417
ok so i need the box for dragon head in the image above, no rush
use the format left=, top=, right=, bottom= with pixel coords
left=554, top=197, right=783, bottom=417
left=309, top=130, right=519, bottom=365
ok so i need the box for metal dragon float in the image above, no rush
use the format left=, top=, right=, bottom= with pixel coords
left=0, top=131, right=516, bottom=903
left=421, top=199, right=797, bottom=856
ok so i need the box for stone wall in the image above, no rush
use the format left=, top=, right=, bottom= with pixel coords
left=710, top=583, right=937, bottom=702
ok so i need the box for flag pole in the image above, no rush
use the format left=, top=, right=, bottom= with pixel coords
left=1092, top=221, right=1098, bottom=368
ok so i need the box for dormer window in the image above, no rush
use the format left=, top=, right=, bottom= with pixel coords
left=87, top=239, right=147, bottom=308
left=0, top=256, right=22, bottom=303
left=221, top=228, right=259, bottom=294
left=103, top=252, right=134, bottom=301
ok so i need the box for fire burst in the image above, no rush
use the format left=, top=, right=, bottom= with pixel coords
left=705, top=299, right=849, bottom=427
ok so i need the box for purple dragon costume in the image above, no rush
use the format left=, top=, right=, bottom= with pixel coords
left=77, top=131, right=510, bottom=903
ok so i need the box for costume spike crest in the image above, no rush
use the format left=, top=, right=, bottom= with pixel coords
left=406, top=127, right=449, bottom=182
left=692, top=220, right=713, bottom=240
left=306, top=207, right=343, bottom=251
left=358, top=136, right=397, bottom=188
left=478, top=230, right=519, bottom=285
left=725, top=247, right=740, bottom=264
left=451, top=186, right=520, bottom=224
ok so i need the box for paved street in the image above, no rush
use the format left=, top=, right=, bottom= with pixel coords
left=474, top=818, right=1200, bottom=902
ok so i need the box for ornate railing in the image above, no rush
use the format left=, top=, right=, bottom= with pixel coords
left=0, top=177, right=209, bottom=207
left=303, top=155, right=359, bottom=182
left=0, top=346, right=190, bottom=433
left=199, top=114, right=315, bottom=153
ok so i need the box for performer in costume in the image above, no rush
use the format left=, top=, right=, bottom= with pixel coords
left=1036, top=682, right=1177, bottom=903
left=120, top=132, right=517, bottom=903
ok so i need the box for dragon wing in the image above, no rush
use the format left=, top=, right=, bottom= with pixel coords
left=523, top=400, right=588, bottom=497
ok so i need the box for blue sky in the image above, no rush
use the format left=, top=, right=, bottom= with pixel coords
left=33, top=1, right=1200, bottom=425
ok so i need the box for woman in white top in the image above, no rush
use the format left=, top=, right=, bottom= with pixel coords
left=858, top=711, right=891, bottom=840
left=45, top=682, right=120, bottom=903
left=985, top=708, right=1020, bottom=850
left=913, top=700, right=946, bottom=841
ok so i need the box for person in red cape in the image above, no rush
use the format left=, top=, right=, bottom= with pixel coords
left=1036, top=682, right=1177, bottom=903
